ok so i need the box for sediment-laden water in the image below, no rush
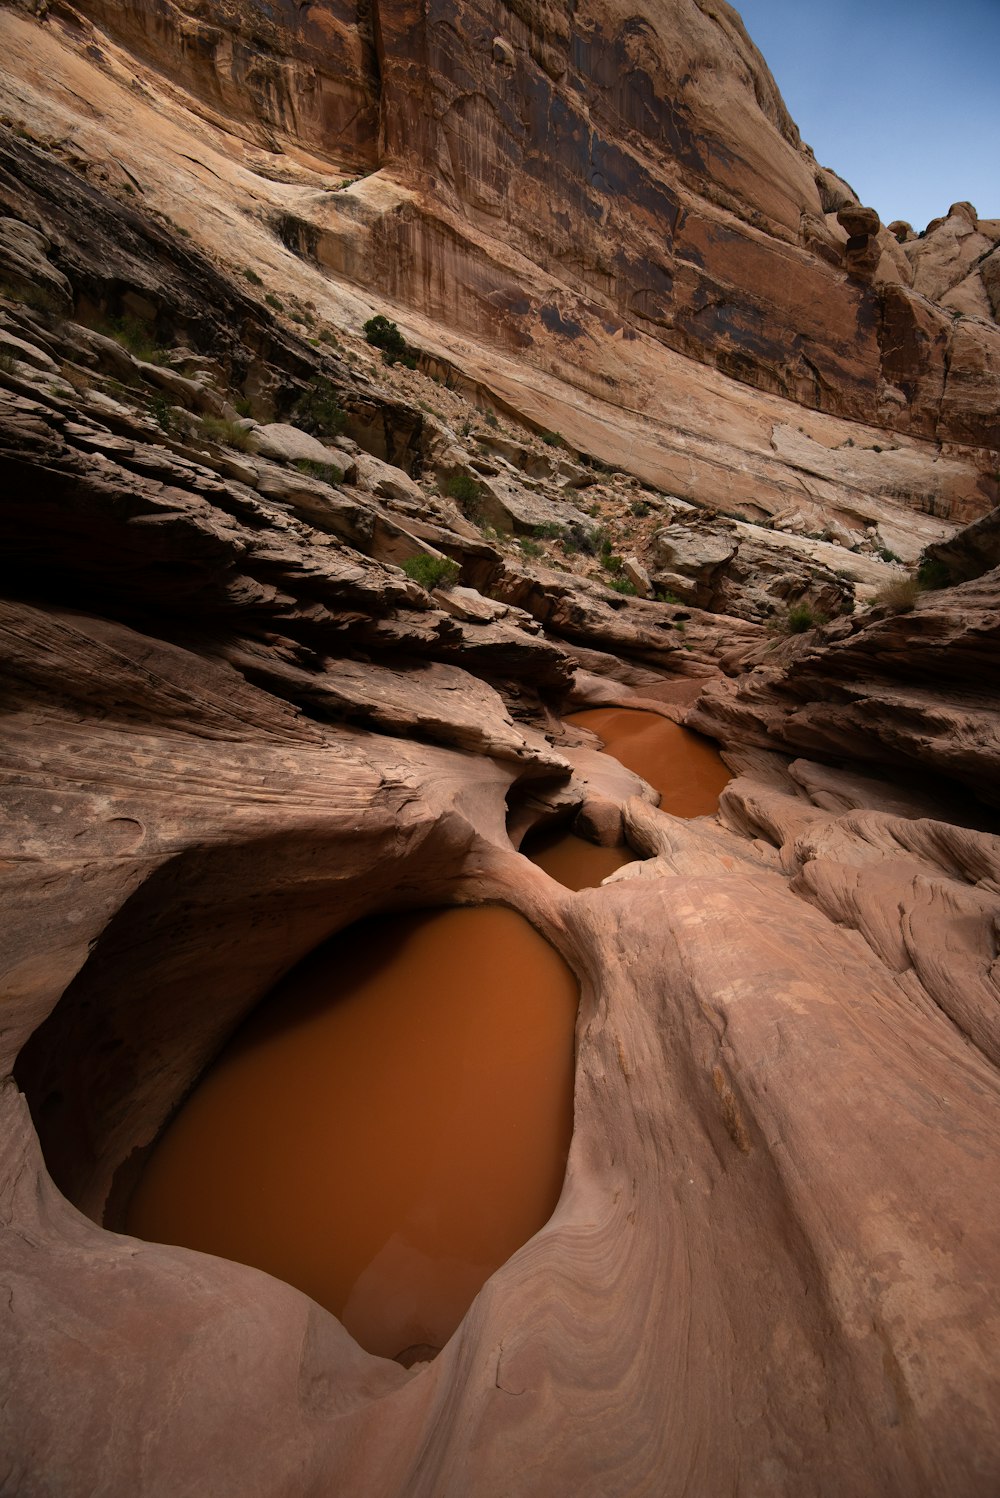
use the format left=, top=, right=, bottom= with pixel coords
left=127, top=905, right=579, bottom=1363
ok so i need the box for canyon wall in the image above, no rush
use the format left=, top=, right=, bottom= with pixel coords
left=0, top=1, right=999, bottom=1495
left=52, top=0, right=1000, bottom=457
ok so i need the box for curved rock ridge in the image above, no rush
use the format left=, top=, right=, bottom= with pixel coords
left=0, top=1, right=999, bottom=1494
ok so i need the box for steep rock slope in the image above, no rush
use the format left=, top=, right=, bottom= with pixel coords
left=44, top=0, right=1000, bottom=453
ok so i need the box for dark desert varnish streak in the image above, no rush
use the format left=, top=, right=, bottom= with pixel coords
left=126, top=905, right=579, bottom=1362
left=565, top=707, right=731, bottom=815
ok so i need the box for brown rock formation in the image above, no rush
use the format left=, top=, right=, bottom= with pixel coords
left=3, top=0, right=999, bottom=465
left=688, top=566, right=1000, bottom=810
left=0, top=1, right=999, bottom=1494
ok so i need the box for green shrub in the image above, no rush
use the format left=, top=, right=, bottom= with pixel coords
left=292, top=380, right=346, bottom=438
left=293, top=457, right=343, bottom=485
left=149, top=393, right=175, bottom=432
left=609, top=576, right=638, bottom=595
left=363, top=315, right=415, bottom=367
left=783, top=602, right=826, bottom=634
left=243, top=266, right=263, bottom=286
left=484, top=411, right=498, bottom=427
left=402, top=553, right=460, bottom=590
left=874, top=544, right=902, bottom=564
left=105, top=314, right=166, bottom=364
left=518, top=538, right=543, bottom=558
left=531, top=522, right=563, bottom=539
left=265, top=292, right=284, bottom=311
left=197, top=416, right=254, bottom=452
left=917, top=557, right=952, bottom=590
left=444, top=472, right=480, bottom=504
left=563, top=524, right=599, bottom=557
left=540, top=430, right=562, bottom=447
left=0, top=278, right=61, bottom=313
left=630, top=499, right=651, bottom=517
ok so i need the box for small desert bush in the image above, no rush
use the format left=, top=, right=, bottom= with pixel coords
left=363, top=315, right=416, bottom=367
left=402, top=553, right=460, bottom=590
left=149, top=393, right=176, bottom=432
left=917, top=557, right=953, bottom=590
left=783, top=602, right=825, bottom=634
left=105, top=314, right=166, bottom=364
left=265, top=292, right=284, bottom=312
left=0, top=278, right=61, bottom=313
left=562, top=523, right=599, bottom=557
left=292, top=380, right=346, bottom=438
left=242, top=266, right=263, bottom=286
left=197, top=415, right=254, bottom=452
left=871, top=575, right=923, bottom=614
left=444, top=472, right=480, bottom=505
left=293, top=457, right=343, bottom=485
left=609, top=576, right=638, bottom=596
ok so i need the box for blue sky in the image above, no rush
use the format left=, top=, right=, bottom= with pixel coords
left=734, top=0, right=1000, bottom=230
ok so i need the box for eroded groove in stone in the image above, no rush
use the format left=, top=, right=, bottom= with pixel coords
left=565, top=707, right=732, bottom=815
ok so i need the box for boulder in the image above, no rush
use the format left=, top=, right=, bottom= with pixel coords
left=251, top=422, right=341, bottom=465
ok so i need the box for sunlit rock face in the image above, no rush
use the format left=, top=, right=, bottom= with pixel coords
left=61, top=0, right=1000, bottom=453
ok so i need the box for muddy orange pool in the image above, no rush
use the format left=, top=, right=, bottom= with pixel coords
left=520, top=826, right=637, bottom=890
left=565, top=707, right=730, bottom=815
left=126, top=905, right=579, bottom=1362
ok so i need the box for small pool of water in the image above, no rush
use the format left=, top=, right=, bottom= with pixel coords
left=520, top=826, right=637, bottom=890
left=565, top=707, right=731, bottom=816
left=126, top=905, right=579, bottom=1363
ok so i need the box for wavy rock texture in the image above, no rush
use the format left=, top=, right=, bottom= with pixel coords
left=0, top=0, right=999, bottom=1495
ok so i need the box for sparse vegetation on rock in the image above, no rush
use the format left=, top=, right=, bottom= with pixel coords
left=401, top=553, right=460, bottom=589
left=870, top=575, right=924, bottom=613
left=363, top=315, right=416, bottom=368
left=291, top=380, right=346, bottom=438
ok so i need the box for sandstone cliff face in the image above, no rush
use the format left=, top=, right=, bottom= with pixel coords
left=17, top=0, right=1000, bottom=464
left=1, top=1, right=1000, bottom=1495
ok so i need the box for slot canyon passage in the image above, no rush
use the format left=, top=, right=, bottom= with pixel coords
left=0, top=0, right=999, bottom=1493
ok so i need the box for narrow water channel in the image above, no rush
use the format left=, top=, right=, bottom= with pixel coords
left=564, top=708, right=731, bottom=816
left=521, top=708, right=730, bottom=889
left=126, top=905, right=578, bottom=1363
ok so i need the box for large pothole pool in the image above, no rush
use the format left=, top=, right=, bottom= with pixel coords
left=125, top=904, right=578, bottom=1364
